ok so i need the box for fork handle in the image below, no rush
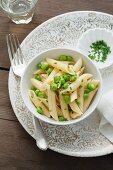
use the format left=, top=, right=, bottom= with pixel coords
left=32, top=115, right=48, bottom=150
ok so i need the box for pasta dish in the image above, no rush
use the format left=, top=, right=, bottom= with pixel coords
left=29, top=55, right=99, bottom=121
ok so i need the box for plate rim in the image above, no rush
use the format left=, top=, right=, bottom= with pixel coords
left=8, top=10, right=113, bottom=157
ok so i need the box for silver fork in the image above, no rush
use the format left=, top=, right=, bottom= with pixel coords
left=6, top=33, right=48, bottom=150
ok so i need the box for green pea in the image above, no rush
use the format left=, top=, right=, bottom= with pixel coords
left=35, top=74, right=42, bottom=81
left=58, top=55, right=67, bottom=61
left=58, top=116, right=66, bottom=121
left=60, top=77, right=65, bottom=85
left=87, top=83, right=96, bottom=91
left=85, top=88, right=91, bottom=93
left=41, top=62, right=49, bottom=70
left=46, top=67, right=53, bottom=75
left=76, top=100, right=80, bottom=106
left=37, top=107, right=43, bottom=114
left=70, top=75, right=77, bottom=82
left=37, top=63, right=41, bottom=68
left=62, top=82, right=69, bottom=89
left=37, top=91, right=47, bottom=98
left=54, top=76, right=61, bottom=83
left=67, top=56, right=73, bottom=61
left=50, top=82, right=58, bottom=91
left=62, top=73, right=70, bottom=81
left=63, top=95, right=71, bottom=104
left=83, top=93, right=89, bottom=99
left=35, top=89, right=40, bottom=96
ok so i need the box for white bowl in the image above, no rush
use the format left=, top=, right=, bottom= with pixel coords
left=76, top=28, right=113, bottom=71
left=21, top=48, right=102, bottom=125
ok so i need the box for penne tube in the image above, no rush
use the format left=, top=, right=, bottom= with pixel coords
left=77, top=86, right=84, bottom=112
left=38, top=97, right=62, bottom=116
left=29, top=90, right=41, bottom=107
left=41, top=74, right=48, bottom=79
left=70, top=90, right=77, bottom=102
left=83, top=88, right=98, bottom=112
left=59, top=93, right=70, bottom=120
left=60, top=61, right=74, bottom=64
left=46, top=58, right=75, bottom=75
left=47, top=87, right=58, bottom=120
left=38, top=102, right=50, bottom=117
left=91, top=79, right=100, bottom=86
left=70, top=111, right=81, bottom=119
left=69, top=101, right=83, bottom=115
left=77, top=67, right=85, bottom=76
left=57, top=106, right=63, bottom=116
left=29, top=90, right=50, bottom=117
left=38, top=98, right=48, bottom=108
left=73, top=58, right=82, bottom=72
left=61, top=73, right=92, bottom=93
left=55, top=71, right=62, bottom=76
left=33, top=69, right=45, bottom=74
left=45, top=68, right=59, bottom=84
left=31, top=78, right=46, bottom=91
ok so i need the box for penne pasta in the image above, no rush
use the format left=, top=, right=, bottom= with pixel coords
left=55, top=71, right=62, bottom=76
left=57, top=106, right=63, bottom=116
left=59, top=93, right=70, bottom=120
left=39, top=98, right=48, bottom=108
left=38, top=102, right=50, bottom=117
left=46, top=58, right=75, bottom=75
left=29, top=90, right=41, bottom=107
left=45, top=68, right=59, bottom=84
left=73, top=58, right=82, bottom=72
left=77, top=86, right=84, bottom=112
left=60, top=61, right=74, bottom=64
left=31, top=78, right=46, bottom=91
left=61, top=73, right=92, bottom=93
left=33, top=69, right=45, bottom=74
left=70, top=90, right=77, bottom=102
left=70, top=111, right=81, bottom=119
left=83, top=88, right=98, bottom=112
left=29, top=90, right=50, bottom=117
left=91, top=79, right=100, bottom=86
left=69, top=100, right=83, bottom=115
left=47, top=87, right=58, bottom=120
left=77, top=67, right=85, bottom=76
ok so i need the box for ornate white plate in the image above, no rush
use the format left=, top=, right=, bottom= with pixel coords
left=9, top=11, right=113, bottom=157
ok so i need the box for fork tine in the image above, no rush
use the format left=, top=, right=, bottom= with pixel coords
left=11, top=33, right=20, bottom=65
left=9, top=34, right=18, bottom=66
left=12, top=33, right=24, bottom=64
left=6, top=34, right=14, bottom=65
left=14, top=34, right=24, bottom=64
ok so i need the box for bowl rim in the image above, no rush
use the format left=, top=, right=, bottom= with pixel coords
left=20, top=47, right=103, bottom=125
left=76, top=28, right=113, bottom=70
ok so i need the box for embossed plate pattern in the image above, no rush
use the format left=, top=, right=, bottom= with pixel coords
left=9, top=11, right=113, bottom=157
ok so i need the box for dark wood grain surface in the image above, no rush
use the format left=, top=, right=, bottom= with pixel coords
left=1, top=0, right=113, bottom=169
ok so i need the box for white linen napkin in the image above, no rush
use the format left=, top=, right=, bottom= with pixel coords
left=97, top=89, right=113, bottom=142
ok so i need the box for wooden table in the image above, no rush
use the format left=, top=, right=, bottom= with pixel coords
left=1, top=0, right=113, bottom=169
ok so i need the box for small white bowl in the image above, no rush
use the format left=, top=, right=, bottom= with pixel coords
left=21, top=48, right=102, bottom=126
left=76, top=28, right=113, bottom=71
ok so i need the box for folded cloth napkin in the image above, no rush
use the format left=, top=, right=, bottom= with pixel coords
left=97, top=89, right=113, bottom=142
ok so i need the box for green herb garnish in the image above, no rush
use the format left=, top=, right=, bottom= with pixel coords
left=88, top=40, right=111, bottom=63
